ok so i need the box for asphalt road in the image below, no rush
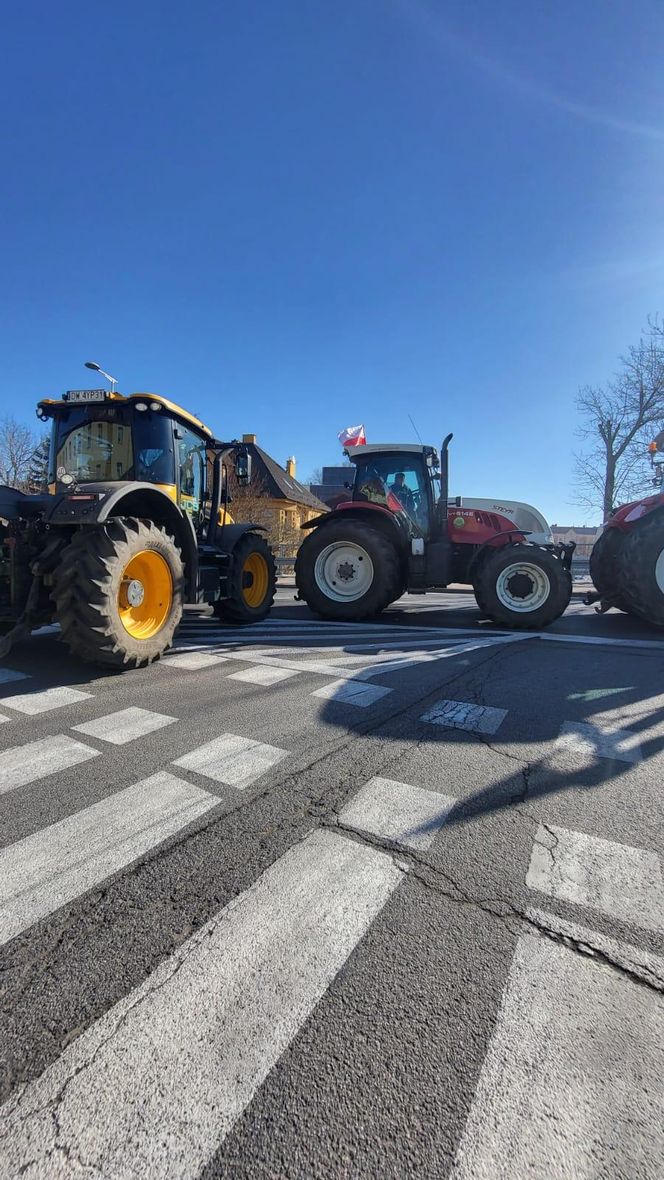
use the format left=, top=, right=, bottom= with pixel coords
left=0, top=586, right=663, bottom=1178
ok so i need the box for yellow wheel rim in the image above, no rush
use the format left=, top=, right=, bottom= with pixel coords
left=242, top=552, right=269, bottom=608
left=118, top=550, right=173, bottom=639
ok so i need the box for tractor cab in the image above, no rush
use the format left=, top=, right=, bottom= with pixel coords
left=345, top=443, right=443, bottom=540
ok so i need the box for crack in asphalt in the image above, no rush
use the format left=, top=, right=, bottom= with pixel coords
left=322, top=818, right=664, bottom=997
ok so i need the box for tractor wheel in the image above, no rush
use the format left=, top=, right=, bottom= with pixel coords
left=618, top=507, right=664, bottom=627
left=52, top=518, right=183, bottom=667
left=474, top=545, right=571, bottom=629
left=295, top=521, right=403, bottom=620
left=589, top=527, right=631, bottom=613
left=213, top=533, right=276, bottom=624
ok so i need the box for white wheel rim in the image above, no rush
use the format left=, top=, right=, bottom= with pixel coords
left=495, top=562, right=551, bottom=613
left=656, top=548, right=664, bottom=594
left=314, top=541, right=375, bottom=602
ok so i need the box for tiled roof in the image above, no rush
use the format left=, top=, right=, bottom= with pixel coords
left=250, top=444, right=328, bottom=512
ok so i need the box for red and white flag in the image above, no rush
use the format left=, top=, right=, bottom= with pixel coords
left=338, top=424, right=366, bottom=447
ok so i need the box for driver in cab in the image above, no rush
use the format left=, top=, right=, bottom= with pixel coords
left=389, top=472, right=415, bottom=514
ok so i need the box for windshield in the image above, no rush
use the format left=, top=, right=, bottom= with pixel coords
left=50, top=406, right=175, bottom=485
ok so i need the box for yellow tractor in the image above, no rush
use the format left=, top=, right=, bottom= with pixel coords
left=0, top=366, right=276, bottom=667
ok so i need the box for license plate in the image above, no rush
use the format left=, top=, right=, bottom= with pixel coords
left=64, top=389, right=107, bottom=403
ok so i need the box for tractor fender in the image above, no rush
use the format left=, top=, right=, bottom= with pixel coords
left=49, top=483, right=199, bottom=598
left=215, top=522, right=267, bottom=555
left=605, top=492, right=664, bottom=531
left=301, top=503, right=408, bottom=546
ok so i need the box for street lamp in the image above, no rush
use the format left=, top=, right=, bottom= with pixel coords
left=84, top=361, right=118, bottom=392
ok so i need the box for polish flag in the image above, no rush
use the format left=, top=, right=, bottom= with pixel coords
left=338, top=424, right=366, bottom=447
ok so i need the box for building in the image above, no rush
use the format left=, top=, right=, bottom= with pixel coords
left=550, top=524, right=602, bottom=558
left=309, top=465, right=354, bottom=508
left=230, top=435, right=328, bottom=558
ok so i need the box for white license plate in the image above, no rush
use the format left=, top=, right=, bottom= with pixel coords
left=64, top=389, right=107, bottom=403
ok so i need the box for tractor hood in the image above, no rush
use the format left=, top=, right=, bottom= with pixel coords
left=455, top=498, right=553, bottom=545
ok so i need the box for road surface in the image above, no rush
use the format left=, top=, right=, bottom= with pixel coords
left=0, top=587, right=662, bottom=1178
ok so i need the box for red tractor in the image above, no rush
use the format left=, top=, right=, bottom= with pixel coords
left=586, top=431, right=664, bottom=628
left=295, top=436, right=574, bottom=629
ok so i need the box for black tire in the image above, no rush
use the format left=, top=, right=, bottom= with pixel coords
left=51, top=518, right=184, bottom=667
left=618, top=507, right=664, bottom=627
left=213, top=533, right=276, bottom=624
left=295, top=520, right=403, bottom=620
left=589, top=527, right=631, bottom=613
left=474, top=544, right=571, bottom=629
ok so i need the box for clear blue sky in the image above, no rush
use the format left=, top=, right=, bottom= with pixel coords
left=1, top=0, right=662, bottom=524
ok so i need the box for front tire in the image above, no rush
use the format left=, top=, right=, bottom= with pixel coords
left=213, top=533, right=276, bottom=624
left=295, top=521, right=403, bottom=620
left=52, top=518, right=183, bottom=667
left=474, top=545, right=571, bottom=629
left=618, top=507, right=664, bottom=627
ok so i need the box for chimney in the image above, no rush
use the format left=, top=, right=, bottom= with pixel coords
left=242, top=434, right=256, bottom=444
left=286, top=456, right=296, bottom=478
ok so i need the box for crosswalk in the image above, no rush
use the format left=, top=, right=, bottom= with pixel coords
left=0, top=623, right=662, bottom=1176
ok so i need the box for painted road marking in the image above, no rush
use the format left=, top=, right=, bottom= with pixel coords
left=526, top=908, right=664, bottom=988
left=311, top=679, right=392, bottom=708
left=0, top=668, right=30, bottom=685
left=0, top=830, right=403, bottom=1179
left=160, top=651, right=229, bottom=671
left=526, top=824, right=664, bottom=934
left=0, top=735, right=99, bottom=796
left=174, top=733, right=289, bottom=789
left=1, top=685, right=93, bottom=715
left=450, top=932, right=664, bottom=1179
left=421, top=698, right=507, bottom=735
left=555, top=719, right=642, bottom=764
left=228, top=666, right=300, bottom=686
left=0, top=772, right=219, bottom=947
left=73, top=707, right=177, bottom=745
left=339, top=776, right=456, bottom=851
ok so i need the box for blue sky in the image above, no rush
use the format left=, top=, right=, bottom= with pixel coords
left=1, top=0, right=662, bottom=523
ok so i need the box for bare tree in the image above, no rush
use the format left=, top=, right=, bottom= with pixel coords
left=305, top=466, right=324, bottom=485
left=0, top=416, right=38, bottom=491
left=574, top=322, right=664, bottom=520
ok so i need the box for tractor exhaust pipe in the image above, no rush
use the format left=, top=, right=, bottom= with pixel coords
left=440, top=433, right=453, bottom=535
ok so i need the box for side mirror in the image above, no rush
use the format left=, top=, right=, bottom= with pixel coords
left=235, top=448, right=252, bottom=486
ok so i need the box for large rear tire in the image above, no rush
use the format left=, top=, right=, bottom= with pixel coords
left=474, top=545, right=571, bottom=629
left=213, top=533, right=276, bottom=624
left=589, top=527, right=631, bottom=613
left=52, top=518, right=184, bottom=667
left=618, top=507, right=664, bottom=627
left=295, top=521, right=403, bottom=620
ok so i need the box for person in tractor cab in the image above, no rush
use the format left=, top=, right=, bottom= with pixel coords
left=389, top=471, right=415, bottom=514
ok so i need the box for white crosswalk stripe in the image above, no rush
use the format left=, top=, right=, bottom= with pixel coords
left=555, top=719, right=642, bottom=764
left=73, top=707, right=177, bottom=745
left=0, top=668, right=30, bottom=685
left=527, top=824, right=664, bottom=933
left=0, top=772, right=219, bottom=947
left=338, top=776, right=456, bottom=851
left=311, top=679, right=392, bottom=707
left=1, top=685, right=93, bottom=715
left=450, top=930, right=664, bottom=1179
left=0, top=734, right=99, bottom=795
left=173, top=732, right=289, bottom=789
left=228, top=665, right=300, bottom=685
left=159, top=651, right=229, bottom=671
left=0, top=830, right=403, bottom=1179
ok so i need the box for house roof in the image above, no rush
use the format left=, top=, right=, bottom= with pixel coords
left=249, top=443, right=328, bottom=511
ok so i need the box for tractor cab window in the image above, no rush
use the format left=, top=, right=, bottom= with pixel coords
left=53, top=407, right=135, bottom=483
left=354, top=455, right=430, bottom=534
left=177, top=426, right=206, bottom=515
